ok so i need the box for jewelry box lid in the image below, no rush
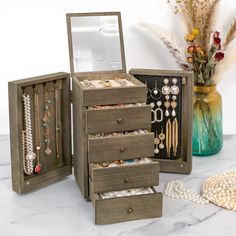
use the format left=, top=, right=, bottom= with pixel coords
left=66, top=12, right=127, bottom=76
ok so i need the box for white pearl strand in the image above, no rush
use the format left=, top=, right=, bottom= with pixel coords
left=165, top=171, right=236, bottom=211
left=22, top=94, right=35, bottom=175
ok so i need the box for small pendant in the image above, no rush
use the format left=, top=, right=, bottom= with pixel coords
left=34, top=163, right=42, bottom=174
left=45, top=147, right=52, bottom=155
left=159, top=143, right=165, bottom=149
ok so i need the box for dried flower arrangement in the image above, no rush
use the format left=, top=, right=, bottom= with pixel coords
left=141, top=0, right=236, bottom=86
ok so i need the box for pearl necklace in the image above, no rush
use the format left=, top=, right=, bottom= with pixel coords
left=22, top=94, right=36, bottom=175
left=165, top=171, right=236, bottom=211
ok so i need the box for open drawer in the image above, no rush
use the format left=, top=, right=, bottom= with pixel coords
left=90, top=185, right=163, bottom=224
left=73, top=73, right=147, bottom=106
left=88, top=131, right=154, bottom=163
left=89, top=158, right=159, bottom=193
left=86, top=104, right=151, bottom=134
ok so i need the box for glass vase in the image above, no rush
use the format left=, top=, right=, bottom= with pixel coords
left=192, top=85, right=223, bottom=156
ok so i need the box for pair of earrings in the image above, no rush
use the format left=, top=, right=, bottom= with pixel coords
left=162, top=78, right=179, bottom=117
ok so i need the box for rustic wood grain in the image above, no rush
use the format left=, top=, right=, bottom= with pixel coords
left=89, top=159, right=159, bottom=193
left=87, top=105, right=151, bottom=134
left=88, top=133, right=154, bottom=163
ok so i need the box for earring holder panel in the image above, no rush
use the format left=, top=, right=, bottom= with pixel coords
left=129, top=69, right=193, bottom=174
left=9, top=72, right=72, bottom=193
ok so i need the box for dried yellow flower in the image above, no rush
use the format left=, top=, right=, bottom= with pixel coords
left=192, top=28, right=200, bottom=36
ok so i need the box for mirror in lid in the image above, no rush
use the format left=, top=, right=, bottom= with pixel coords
left=66, top=12, right=147, bottom=106
left=67, top=12, right=126, bottom=74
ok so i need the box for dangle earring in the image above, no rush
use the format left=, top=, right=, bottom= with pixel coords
left=154, top=131, right=160, bottom=154
left=150, top=102, right=156, bottom=124
left=164, top=95, right=171, bottom=117
left=171, top=78, right=179, bottom=95
left=158, top=128, right=165, bottom=150
left=156, top=101, right=163, bottom=122
left=162, top=78, right=170, bottom=95
left=171, top=95, right=177, bottom=117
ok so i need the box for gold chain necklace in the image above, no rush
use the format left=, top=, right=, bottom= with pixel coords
left=34, top=91, right=42, bottom=174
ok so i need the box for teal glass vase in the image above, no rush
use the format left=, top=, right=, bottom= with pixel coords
left=192, top=85, right=223, bottom=156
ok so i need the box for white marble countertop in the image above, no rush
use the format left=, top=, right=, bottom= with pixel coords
left=0, top=135, right=236, bottom=236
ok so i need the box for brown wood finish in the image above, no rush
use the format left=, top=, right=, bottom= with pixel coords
left=72, top=73, right=147, bottom=106
left=8, top=72, right=72, bottom=193
left=129, top=68, right=193, bottom=174
left=72, top=78, right=89, bottom=199
left=87, top=105, right=151, bottom=134
left=66, top=12, right=127, bottom=75
left=88, top=133, right=154, bottom=163
left=90, top=185, right=163, bottom=225
left=89, top=159, right=159, bottom=193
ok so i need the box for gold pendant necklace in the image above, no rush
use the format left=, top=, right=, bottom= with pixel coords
left=42, top=88, right=52, bottom=156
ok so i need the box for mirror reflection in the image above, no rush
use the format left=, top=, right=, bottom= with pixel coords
left=71, top=15, right=122, bottom=73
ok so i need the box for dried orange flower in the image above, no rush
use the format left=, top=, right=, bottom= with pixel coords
left=185, top=34, right=195, bottom=42
left=187, top=57, right=194, bottom=63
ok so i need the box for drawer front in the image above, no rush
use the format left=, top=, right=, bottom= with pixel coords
left=74, top=74, right=147, bottom=106
left=88, top=133, right=154, bottom=163
left=82, top=86, right=147, bottom=106
left=89, top=160, right=159, bottom=193
left=87, top=106, right=151, bottom=134
left=90, top=188, right=163, bottom=224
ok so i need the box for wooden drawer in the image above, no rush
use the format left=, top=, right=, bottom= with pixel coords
left=90, top=186, right=163, bottom=224
left=88, top=131, right=154, bottom=163
left=89, top=158, right=159, bottom=193
left=87, top=105, right=151, bottom=134
left=73, top=73, right=147, bottom=106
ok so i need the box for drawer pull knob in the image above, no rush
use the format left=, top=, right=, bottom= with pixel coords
left=124, top=177, right=131, bottom=183
left=127, top=207, right=133, bottom=214
left=117, top=118, right=123, bottom=124
left=119, top=147, right=125, bottom=152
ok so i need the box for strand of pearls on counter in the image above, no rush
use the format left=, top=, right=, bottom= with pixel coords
left=165, top=171, right=236, bottom=211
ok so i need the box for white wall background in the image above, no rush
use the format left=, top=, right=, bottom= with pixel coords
left=0, top=0, right=236, bottom=134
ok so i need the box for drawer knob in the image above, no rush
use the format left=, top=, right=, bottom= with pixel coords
left=127, top=207, right=133, bottom=214
left=117, top=118, right=123, bottom=124
left=124, top=176, right=131, bottom=183
left=119, top=147, right=126, bottom=152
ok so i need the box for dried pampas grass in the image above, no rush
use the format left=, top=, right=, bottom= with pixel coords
left=140, top=22, right=190, bottom=70
left=224, top=19, right=236, bottom=49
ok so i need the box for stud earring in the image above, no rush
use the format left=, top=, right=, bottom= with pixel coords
left=171, top=78, right=179, bottom=95
left=162, top=78, right=170, bottom=95
left=164, top=95, right=171, bottom=117
left=171, top=95, right=177, bottom=117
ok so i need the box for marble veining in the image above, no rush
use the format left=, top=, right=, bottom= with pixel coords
left=0, top=135, right=236, bottom=236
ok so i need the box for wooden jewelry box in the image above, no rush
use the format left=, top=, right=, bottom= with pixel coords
left=129, top=69, right=194, bottom=174
left=8, top=12, right=163, bottom=225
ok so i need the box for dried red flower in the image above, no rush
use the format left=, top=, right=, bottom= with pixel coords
left=213, top=31, right=220, bottom=38
left=214, top=37, right=221, bottom=45
left=187, top=46, right=196, bottom=54
left=215, top=52, right=224, bottom=62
